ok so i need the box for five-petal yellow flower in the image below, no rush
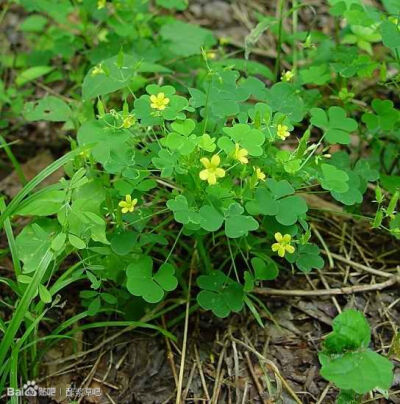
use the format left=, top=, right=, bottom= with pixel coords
left=119, top=194, right=138, bottom=214
left=199, top=154, right=225, bottom=185
left=281, top=70, right=294, bottom=82
left=232, top=143, right=249, bottom=164
left=150, top=92, right=170, bottom=111
left=277, top=124, right=291, bottom=140
left=271, top=232, right=295, bottom=257
left=254, top=167, right=266, bottom=181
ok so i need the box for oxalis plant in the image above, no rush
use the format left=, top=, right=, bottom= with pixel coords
left=0, top=0, right=399, bottom=401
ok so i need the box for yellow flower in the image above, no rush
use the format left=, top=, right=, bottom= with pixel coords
left=271, top=232, right=295, bottom=257
left=150, top=92, right=170, bottom=111
left=118, top=195, right=138, bottom=214
left=232, top=143, right=249, bottom=164
left=281, top=70, right=294, bottom=82
left=97, top=0, right=106, bottom=9
left=277, top=124, right=291, bottom=140
left=199, top=154, right=225, bottom=185
left=122, top=115, right=135, bottom=128
left=91, top=63, right=104, bottom=76
left=254, top=167, right=266, bottom=181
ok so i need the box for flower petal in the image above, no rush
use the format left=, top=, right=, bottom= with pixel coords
left=200, top=157, right=210, bottom=168
left=207, top=173, right=217, bottom=185
left=283, top=234, right=291, bottom=243
left=274, top=232, right=283, bottom=242
left=199, top=169, right=209, bottom=180
left=285, top=245, right=295, bottom=254
left=210, top=154, right=220, bottom=167
left=215, top=168, right=225, bottom=178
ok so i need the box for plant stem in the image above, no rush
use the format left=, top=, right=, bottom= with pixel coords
left=275, top=0, right=286, bottom=80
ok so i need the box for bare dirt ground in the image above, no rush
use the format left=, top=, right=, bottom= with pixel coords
left=1, top=0, right=399, bottom=403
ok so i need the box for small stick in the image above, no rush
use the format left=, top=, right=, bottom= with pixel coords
left=323, top=251, right=393, bottom=278
left=194, top=345, right=210, bottom=401
left=244, top=351, right=268, bottom=404
left=176, top=248, right=196, bottom=404
left=254, top=276, right=400, bottom=297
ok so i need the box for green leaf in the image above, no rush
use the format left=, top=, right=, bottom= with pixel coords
left=77, top=120, right=131, bottom=166
left=320, top=164, right=349, bottom=193
left=286, top=243, right=324, bottom=272
left=126, top=256, right=178, bottom=303
left=380, top=20, right=400, bottom=49
left=110, top=231, right=137, bottom=255
left=310, top=106, right=357, bottom=144
left=362, top=99, right=399, bottom=131
left=156, top=0, right=188, bottom=10
left=16, top=66, right=54, bottom=86
left=319, top=310, right=394, bottom=394
left=23, top=96, right=71, bottom=122
left=222, top=124, right=265, bottom=156
left=224, top=203, right=259, bottom=238
left=82, top=54, right=171, bottom=100
left=265, top=83, right=305, bottom=122
left=15, top=219, right=57, bottom=273
left=167, top=195, right=199, bottom=225
left=325, top=310, right=370, bottom=352
left=251, top=257, right=278, bottom=280
left=199, top=205, right=224, bottom=232
left=160, top=21, right=216, bottom=57
left=68, top=234, right=86, bottom=249
left=320, top=350, right=393, bottom=394
left=14, top=189, right=66, bottom=216
left=275, top=196, right=308, bottom=226
left=38, top=284, right=52, bottom=304
left=197, top=271, right=244, bottom=318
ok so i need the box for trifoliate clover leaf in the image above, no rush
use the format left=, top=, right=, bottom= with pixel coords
left=110, top=231, right=137, bottom=256
left=320, top=164, right=349, bottom=193
left=199, top=205, right=224, bottom=232
left=164, top=132, right=197, bottom=155
left=197, top=134, right=216, bottom=152
left=276, top=196, right=308, bottom=226
left=126, top=256, right=177, bottom=303
left=332, top=172, right=363, bottom=205
left=300, top=65, right=331, bottom=85
left=265, top=82, right=305, bottom=123
left=362, top=99, right=399, bottom=131
left=310, top=106, right=357, bottom=144
left=251, top=257, right=279, bottom=280
left=319, top=310, right=393, bottom=394
left=170, top=119, right=195, bottom=135
left=246, top=181, right=307, bottom=226
left=167, top=195, right=200, bottom=225
left=196, top=270, right=244, bottom=317
left=224, top=203, right=259, bottom=238
left=245, top=187, right=279, bottom=216
left=222, top=124, right=265, bottom=156
left=286, top=243, right=324, bottom=272
left=152, top=149, right=183, bottom=177
left=266, top=178, right=295, bottom=199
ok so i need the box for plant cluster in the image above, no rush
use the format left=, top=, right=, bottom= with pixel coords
left=0, top=0, right=399, bottom=400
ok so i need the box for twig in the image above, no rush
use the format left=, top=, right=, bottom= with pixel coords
left=244, top=351, right=268, bottom=404
left=175, top=246, right=196, bottom=404
left=194, top=345, right=210, bottom=401
left=231, top=337, right=302, bottom=404
left=323, top=251, right=394, bottom=278
left=254, top=275, right=400, bottom=297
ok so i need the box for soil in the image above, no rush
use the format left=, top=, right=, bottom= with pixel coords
left=1, top=0, right=399, bottom=403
